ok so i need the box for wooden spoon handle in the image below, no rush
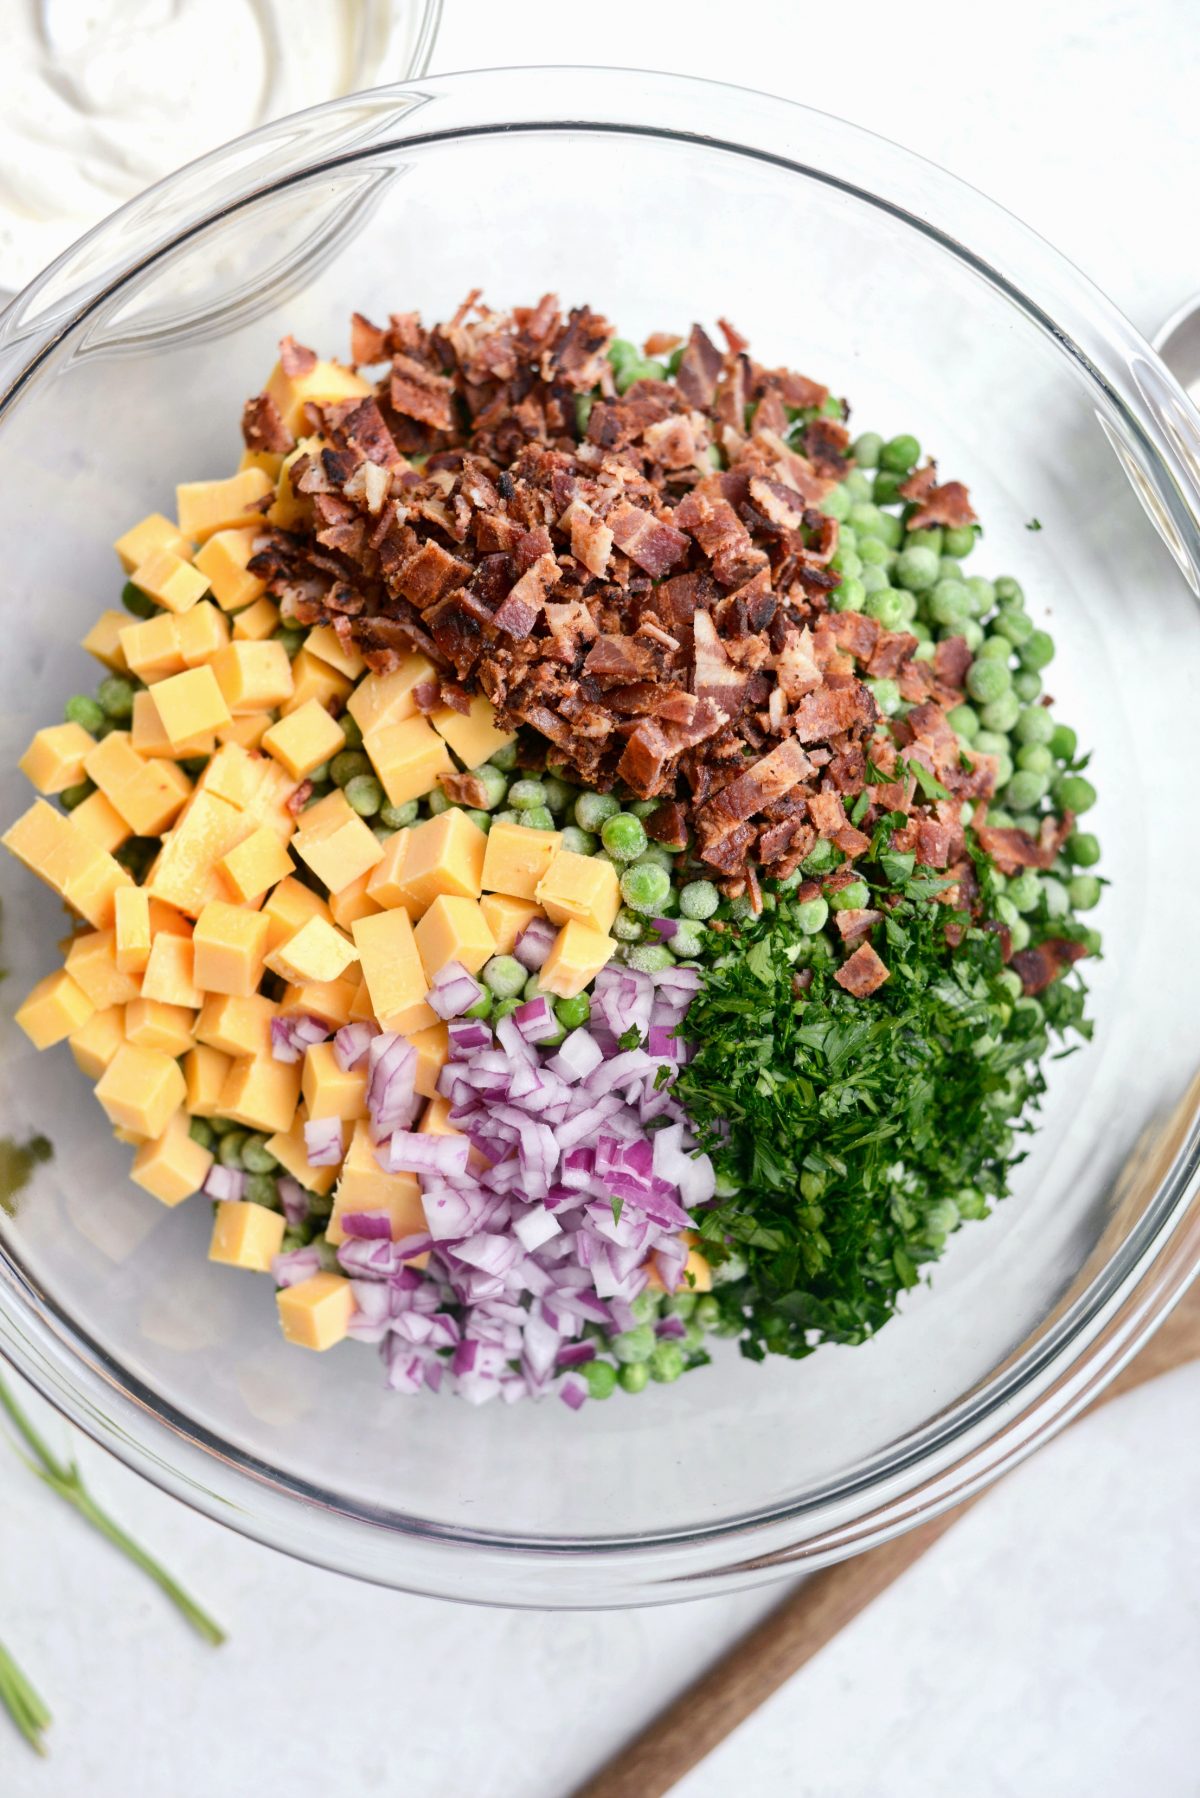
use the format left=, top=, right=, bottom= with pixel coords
left=571, top=1282, right=1200, bottom=1798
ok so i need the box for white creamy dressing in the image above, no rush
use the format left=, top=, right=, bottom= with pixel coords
left=0, top=0, right=398, bottom=293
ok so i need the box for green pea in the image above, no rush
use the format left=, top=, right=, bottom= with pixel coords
left=59, top=780, right=94, bottom=810
left=245, top=1173, right=280, bottom=1210
left=966, top=658, right=1012, bottom=705
left=844, top=471, right=873, bottom=502
left=1050, top=723, right=1078, bottom=762
left=620, top=861, right=671, bottom=914
left=241, top=1134, right=279, bottom=1175
left=508, top=778, right=547, bottom=811
left=559, top=825, right=597, bottom=856
left=879, top=433, right=920, bottom=472
left=489, top=740, right=520, bottom=773
left=994, top=576, right=1024, bottom=607
left=575, top=393, right=595, bottom=436
left=625, top=943, right=675, bottom=974
left=992, top=751, right=1014, bottom=787
left=611, top=1324, right=655, bottom=1365
left=994, top=894, right=1019, bottom=927
left=482, top=954, right=527, bottom=998
left=678, top=880, right=718, bottom=921
left=616, top=358, right=665, bottom=393
left=830, top=880, right=870, bottom=911
left=426, top=788, right=452, bottom=816
left=980, top=692, right=1021, bottom=734
left=1011, top=669, right=1042, bottom=703
left=1005, top=770, right=1049, bottom=810
left=831, top=546, right=862, bottom=579
left=1054, top=774, right=1097, bottom=814
left=97, top=676, right=136, bottom=721
left=188, top=1117, right=215, bottom=1150
left=339, top=712, right=364, bottom=750
left=893, top=591, right=917, bottom=623
left=542, top=776, right=575, bottom=815
left=465, top=809, right=492, bottom=834
left=601, top=812, right=647, bottom=862
left=464, top=990, right=494, bottom=1020
left=468, top=765, right=507, bottom=811
left=1020, top=629, right=1055, bottom=670
left=522, top=969, right=546, bottom=1002
left=928, top=579, right=972, bottom=628
left=1008, top=917, right=1032, bottom=951
left=854, top=536, right=886, bottom=570
left=947, top=704, right=979, bottom=742
left=985, top=808, right=1015, bottom=830
left=330, top=749, right=370, bottom=788
left=864, top=589, right=905, bottom=631
left=1067, top=832, right=1100, bottom=868
left=613, top=907, right=644, bottom=942
left=906, top=527, right=943, bottom=554
left=1016, top=743, right=1053, bottom=775
left=121, top=579, right=158, bottom=618
left=607, top=337, right=638, bottom=370
left=379, top=799, right=418, bottom=829
left=894, top=546, right=940, bottom=591
left=218, top=1130, right=249, bottom=1169
left=964, top=575, right=994, bottom=616
left=669, top=920, right=705, bottom=959
left=344, top=774, right=383, bottom=817
left=877, top=513, right=904, bottom=550
left=822, top=484, right=851, bottom=522
left=274, top=625, right=306, bottom=660
left=996, top=968, right=1024, bottom=1001
left=575, top=791, right=620, bottom=832
left=618, top=1361, right=650, bottom=1394
left=1041, top=875, right=1070, bottom=919
left=942, top=525, right=978, bottom=558
left=872, top=470, right=905, bottom=506
left=1013, top=706, right=1054, bottom=747
left=856, top=564, right=887, bottom=597
left=65, top=694, right=107, bottom=734
left=831, top=576, right=866, bottom=613
left=847, top=501, right=887, bottom=538
left=851, top=431, right=883, bottom=468
left=555, top=992, right=591, bottom=1030
left=649, top=1340, right=686, bottom=1383
left=634, top=843, right=674, bottom=874
left=585, top=1359, right=618, bottom=1399
left=867, top=677, right=902, bottom=717
left=519, top=805, right=554, bottom=831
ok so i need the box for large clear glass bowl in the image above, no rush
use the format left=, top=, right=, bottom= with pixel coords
left=1, top=69, right=1198, bottom=1609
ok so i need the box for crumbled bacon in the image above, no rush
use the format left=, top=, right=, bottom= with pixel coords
left=835, top=942, right=891, bottom=996
left=1010, top=937, right=1088, bottom=996
left=242, top=393, right=294, bottom=455
left=899, top=463, right=978, bottom=532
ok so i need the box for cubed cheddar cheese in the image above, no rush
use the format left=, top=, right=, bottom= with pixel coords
left=261, top=875, right=331, bottom=950
left=65, top=929, right=142, bottom=1008
left=268, top=439, right=320, bottom=531
left=218, top=1052, right=301, bottom=1134
left=538, top=919, right=616, bottom=999
left=327, top=870, right=383, bottom=930
left=114, top=511, right=190, bottom=573
left=184, top=1042, right=233, bottom=1116
left=145, top=790, right=247, bottom=917
left=216, top=711, right=272, bottom=751
left=261, top=698, right=345, bottom=780
left=219, top=826, right=293, bottom=903
left=280, top=649, right=352, bottom=717
left=409, top=1022, right=450, bottom=1100
left=125, top=997, right=195, bottom=1057
left=81, top=609, right=133, bottom=672
left=175, top=467, right=273, bottom=542
left=301, top=1041, right=366, bottom=1121
left=63, top=843, right=133, bottom=930
left=535, top=849, right=621, bottom=935
left=276, top=1271, right=355, bottom=1349
left=291, top=791, right=383, bottom=895
left=265, top=1107, right=337, bottom=1196
left=129, top=546, right=209, bottom=615
left=481, top=819, right=562, bottom=901
left=114, top=885, right=151, bottom=973
left=265, top=356, right=372, bottom=435
left=279, top=976, right=359, bottom=1029
left=175, top=601, right=231, bottom=668
left=193, top=900, right=271, bottom=996
left=373, top=808, right=486, bottom=914
left=326, top=1120, right=423, bottom=1244
left=131, top=690, right=216, bottom=761
left=19, top=723, right=96, bottom=795
left=209, top=1198, right=286, bottom=1270
left=149, top=900, right=194, bottom=937
left=347, top=977, right=374, bottom=1021
left=95, top=1042, right=186, bottom=1140
left=231, top=596, right=281, bottom=641
left=132, top=1110, right=213, bottom=1207
left=352, top=908, right=434, bottom=1035
left=1, top=801, right=131, bottom=929
left=68, top=1005, right=125, bottom=1077
left=266, top=915, right=358, bottom=984
left=478, top=894, right=544, bottom=955
left=147, top=667, right=232, bottom=746
left=141, top=933, right=204, bottom=1008
left=119, top=612, right=186, bottom=682
left=70, top=791, right=131, bottom=855
left=195, top=992, right=276, bottom=1059
left=413, top=895, right=496, bottom=982
left=211, top=640, right=294, bottom=715
left=364, top=715, right=452, bottom=808
left=365, top=828, right=415, bottom=911
left=346, top=655, right=438, bottom=736
left=419, top=1093, right=460, bottom=1136
left=239, top=448, right=285, bottom=480
left=15, top=969, right=95, bottom=1048
left=194, top=527, right=265, bottom=612
left=84, top=732, right=191, bottom=836
left=429, top=693, right=516, bottom=767
left=304, top=623, right=365, bottom=680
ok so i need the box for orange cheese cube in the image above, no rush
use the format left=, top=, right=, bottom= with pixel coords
left=266, top=1107, right=337, bottom=1196
left=176, top=600, right=231, bottom=668
left=347, top=655, right=438, bottom=735
left=129, top=547, right=209, bottom=615
left=301, top=1041, right=367, bottom=1121
left=145, top=790, right=247, bottom=917
left=211, top=640, right=294, bottom=715
left=184, top=1042, right=233, bottom=1116
left=209, top=1198, right=285, bottom=1270
left=62, top=850, right=133, bottom=932
left=125, top=997, right=195, bottom=1057
left=114, top=511, right=190, bottom=572
left=114, top=885, right=151, bottom=974
left=68, top=1004, right=125, bottom=1077
left=239, top=448, right=285, bottom=480
left=326, top=1120, right=422, bottom=1244
left=280, top=649, right=352, bottom=717
left=266, top=915, right=358, bottom=984
left=194, top=527, right=265, bottom=611
left=141, top=933, right=204, bottom=1008
left=70, top=791, right=131, bottom=854
left=347, top=976, right=374, bottom=1021
left=267, top=439, right=316, bottom=531
left=149, top=900, right=193, bottom=937
left=81, top=609, right=133, bottom=672
left=265, top=357, right=372, bottom=435
left=218, top=1053, right=301, bottom=1134
left=261, top=875, right=331, bottom=949
left=3, top=798, right=80, bottom=888
left=535, top=849, right=621, bottom=935
left=276, top=1271, right=355, bottom=1349
left=539, top=919, right=616, bottom=999
left=292, top=792, right=383, bottom=895
left=414, top=895, right=496, bottom=982
left=481, top=819, right=562, bottom=901
left=365, top=828, right=415, bottom=911
left=352, top=908, right=433, bottom=1035
left=217, top=712, right=273, bottom=751
left=193, top=901, right=271, bottom=996
left=478, top=894, right=544, bottom=955
left=194, top=740, right=261, bottom=810
left=364, top=715, right=453, bottom=809
left=328, top=869, right=383, bottom=930
left=219, top=826, right=293, bottom=903
left=130, top=690, right=215, bottom=760
left=95, top=1042, right=186, bottom=1139
left=132, top=1109, right=213, bottom=1207
left=261, top=698, right=346, bottom=780
left=419, top=1093, right=460, bottom=1136
left=175, top=468, right=273, bottom=542
left=119, top=612, right=185, bottom=682
left=409, top=1022, right=450, bottom=1100
left=429, top=693, right=516, bottom=767
left=375, top=808, right=487, bottom=914
left=195, top=992, right=276, bottom=1059
left=15, top=969, right=95, bottom=1048
left=232, top=596, right=281, bottom=641
left=304, top=623, right=365, bottom=680
left=279, top=976, right=358, bottom=1029
left=84, top=732, right=191, bottom=836
left=65, top=929, right=142, bottom=1008
left=19, top=722, right=96, bottom=795
left=291, top=788, right=349, bottom=834
left=148, top=667, right=232, bottom=747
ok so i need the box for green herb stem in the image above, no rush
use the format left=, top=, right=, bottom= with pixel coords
left=0, top=1638, right=51, bottom=1755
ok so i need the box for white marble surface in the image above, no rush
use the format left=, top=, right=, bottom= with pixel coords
left=5, top=1, right=1200, bottom=1792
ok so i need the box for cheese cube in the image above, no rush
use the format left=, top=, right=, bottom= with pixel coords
left=209, top=1198, right=286, bottom=1270
left=145, top=790, right=247, bottom=917
left=219, top=827, right=293, bottom=903
left=119, top=613, right=185, bottom=682
left=193, top=901, right=271, bottom=996
left=538, top=920, right=616, bottom=999
left=129, top=547, right=209, bottom=615
left=266, top=1107, right=337, bottom=1196
left=130, top=690, right=216, bottom=760
left=82, top=609, right=132, bottom=672
left=218, top=1053, right=301, bottom=1134
left=292, top=792, right=383, bottom=894
left=276, top=1271, right=355, bottom=1349
left=176, top=600, right=231, bottom=668
left=326, top=1120, right=422, bottom=1244
left=65, top=929, right=142, bottom=1008
left=149, top=900, right=194, bottom=937
left=279, top=977, right=358, bottom=1029
left=114, top=885, right=151, bottom=974
left=364, top=715, right=453, bottom=808
left=346, top=655, right=438, bottom=735
left=261, top=698, right=345, bottom=780
left=352, top=908, right=434, bottom=1035
left=195, top=992, right=276, bottom=1059
left=373, top=808, right=487, bottom=914
left=348, top=977, right=374, bottom=1021
left=95, top=1043, right=186, bottom=1139
left=175, top=468, right=273, bottom=542
left=239, top=448, right=285, bottom=480
left=478, top=894, right=544, bottom=955
left=184, top=1042, right=233, bottom=1116
left=194, top=527, right=265, bottom=611
left=70, top=791, right=131, bottom=854
left=419, top=1094, right=461, bottom=1136
left=217, top=712, right=272, bottom=751
left=19, top=723, right=96, bottom=795
left=2, top=798, right=79, bottom=887
left=15, top=969, right=95, bottom=1048
left=328, top=869, right=383, bottom=930
left=304, top=623, right=365, bottom=680
left=413, top=895, right=496, bottom=982
left=131, top=1110, right=213, bottom=1207
left=211, top=641, right=294, bottom=715
left=301, top=1041, right=367, bottom=1121
left=279, top=649, right=352, bottom=717
left=429, top=693, right=516, bottom=767
left=365, top=828, right=415, bottom=911
left=409, top=1022, right=449, bottom=1100
left=265, top=357, right=372, bottom=435
left=481, top=819, right=562, bottom=901
left=114, top=511, right=190, bottom=572
left=84, top=732, right=191, bottom=836
left=535, top=850, right=621, bottom=935
left=68, top=1005, right=125, bottom=1077
left=125, top=998, right=195, bottom=1057
left=141, top=933, right=204, bottom=1008
left=262, top=876, right=330, bottom=949
left=62, top=849, right=133, bottom=932
left=148, top=667, right=232, bottom=747
left=266, top=915, right=358, bottom=985
left=232, top=596, right=281, bottom=641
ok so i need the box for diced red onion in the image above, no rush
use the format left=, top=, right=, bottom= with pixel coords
left=559, top=1377, right=587, bottom=1411
left=383, top=1131, right=471, bottom=1178
left=333, top=1020, right=378, bottom=1072
left=513, top=1204, right=561, bottom=1252
left=426, top=960, right=485, bottom=1021
left=270, top=1013, right=330, bottom=1063
left=304, top=1116, right=344, bottom=1167
left=367, top=1033, right=418, bottom=1139
left=656, top=1312, right=688, bottom=1339
left=277, top=1175, right=309, bottom=1227
left=545, top=1028, right=604, bottom=1084
left=448, top=1017, right=493, bottom=1056
left=513, top=916, right=556, bottom=970
left=204, top=1166, right=244, bottom=1202
left=271, top=1245, right=321, bottom=1287
left=513, top=994, right=560, bottom=1043
left=341, top=1210, right=392, bottom=1239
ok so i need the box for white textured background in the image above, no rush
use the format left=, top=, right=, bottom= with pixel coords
left=4, top=1, right=1200, bottom=1793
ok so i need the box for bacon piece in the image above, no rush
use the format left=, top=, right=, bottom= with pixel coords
left=692, top=609, right=748, bottom=718
left=645, top=798, right=688, bottom=849
left=697, top=739, right=814, bottom=844
left=492, top=550, right=561, bottom=638
left=774, top=625, right=822, bottom=701
left=643, top=331, right=683, bottom=357
left=867, top=630, right=918, bottom=680
left=834, top=941, right=891, bottom=996
left=440, top=769, right=491, bottom=808
left=350, top=312, right=389, bottom=365
left=675, top=324, right=724, bottom=409
left=899, top=464, right=978, bottom=532
left=933, top=635, right=972, bottom=694
left=606, top=502, right=690, bottom=577
left=562, top=499, right=613, bottom=577
left=1010, top=937, right=1088, bottom=996
left=826, top=611, right=880, bottom=664
left=974, top=810, right=1074, bottom=876
left=674, top=485, right=766, bottom=588
left=789, top=681, right=876, bottom=744
left=915, top=817, right=953, bottom=868
left=643, top=415, right=699, bottom=469
left=833, top=823, right=871, bottom=859
left=392, top=539, right=474, bottom=609
left=748, top=475, right=806, bottom=532
left=617, top=720, right=672, bottom=795
left=321, top=397, right=401, bottom=468
left=834, top=908, right=881, bottom=943
left=584, top=634, right=661, bottom=684
left=242, top=393, right=294, bottom=455
left=279, top=335, right=316, bottom=377
left=390, top=354, right=455, bottom=431
left=807, top=790, right=847, bottom=837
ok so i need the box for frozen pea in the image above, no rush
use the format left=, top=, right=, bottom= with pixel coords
left=994, top=576, right=1024, bottom=607
left=555, top=992, right=591, bottom=1030
left=541, top=775, right=574, bottom=815
left=522, top=806, right=556, bottom=831
left=613, top=907, right=645, bottom=942
left=946, top=703, right=979, bottom=742
left=482, top=955, right=527, bottom=998
left=1016, top=743, right=1053, bottom=775
left=618, top=1361, right=650, bottom=1394
left=121, top=579, right=157, bottom=618
left=244, top=1173, right=279, bottom=1210
left=379, top=799, right=418, bottom=829
left=907, top=527, right=943, bottom=554
left=425, top=788, right=452, bottom=816
left=559, top=825, right=598, bottom=856
left=330, top=749, right=370, bottom=788
left=489, top=741, right=520, bottom=773
left=508, top=778, right=547, bottom=811
left=601, top=812, right=647, bottom=862
left=241, top=1134, right=279, bottom=1175
left=218, top=1130, right=249, bottom=1169
left=943, top=525, right=978, bottom=558
left=65, top=694, right=107, bottom=734
left=464, top=990, right=493, bottom=1020
left=97, top=676, right=135, bottom=721
left=472, top=765, right=509, bottom=810
left=1041, top=875, right=1070, bottom=919
left=1008, top=917, right=1032, bottom=952
left=994, top=609, right=1034, bottom=647
left=1007, top=872, right=1042, bottom=912
left=894, top=546, right=940, bottom=591
left=344, top=774, right=383, bottom=817
left=830, top=879, right=870, bottom=911
left=1005, top=769, right=1049, bottom=810
left=823, top=483, right=851, bottom=521
left=620, top=861, right=671, bottom=914
left=188, top=1117, right=215, bottom=1150
left=851, top=431, right=884, bottom=468
left=858, top=534, right=890, bottom=567
left=680, top=880, right=719, bottom=920
left=575, top=790, right=620, bottom=832
left=980, top=692, right=1021, bottom=734
left=1050, top=723, right=1078, bottom=762
left=867, top=677, right=902, bottom=717
left=844, top=470, right=873, bottom=502
left=611, top=1324, right=655, bottom=1365
left=59, top=780, right=94, bottom=810
left=1054, top=773, right=1097, bottom=814
left=1067, top=832, right=1100, bottom=868
left=1069, top=874, right=1102, bottom=911
left=585, top=1360, right=618, bottom=1400
left=669, top=920, right=705, bottom=959
left=625, top=943, right=675, bottom=974
left=649, top=1340, right=686, bottom=1383
left=338, top=712, right=363, bottom=750
left=795, top=896, right=830, bottom=933
left=465, top=809, right=492, bottom=833
left=831, top=577, right=866, bottom=613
